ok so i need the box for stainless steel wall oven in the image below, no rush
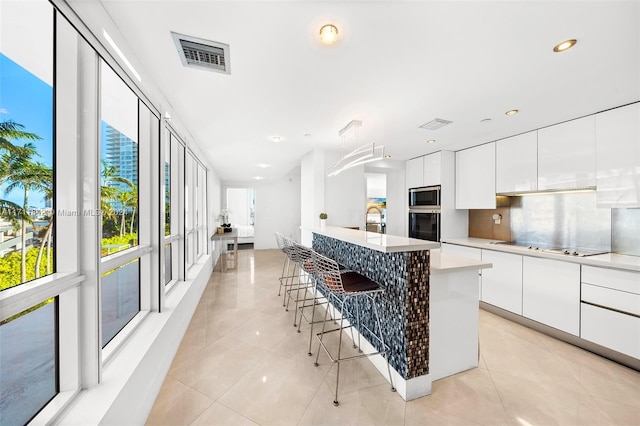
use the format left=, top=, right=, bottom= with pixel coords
left=409, top=186, right=441, bottom=242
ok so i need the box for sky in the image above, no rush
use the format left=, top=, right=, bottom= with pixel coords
left=0, top=53, right=53, bottom=208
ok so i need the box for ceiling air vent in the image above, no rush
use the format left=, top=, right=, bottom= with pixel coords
left=171, top=32, right=230, bottom=74
left=419, top=118, right=452, bottom=130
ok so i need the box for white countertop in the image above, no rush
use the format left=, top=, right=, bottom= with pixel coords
left=442, top=237, right=640, bottom=272
left=309, top=226, right=439, bottom=253
left=430, top=252, right=492, bottom=275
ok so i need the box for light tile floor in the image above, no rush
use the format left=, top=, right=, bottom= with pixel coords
left=146, top=249, right=640, bottom=425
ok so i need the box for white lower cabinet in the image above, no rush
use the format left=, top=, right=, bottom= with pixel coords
left=522, top=257, right=580, bottom=335
left=580, top=266, right=640, bottom=359
left=581, top=303, right=640, bottom=359
left=480, top=250, right=522, bottom=314
left=441, top=243, right=482, bottom=299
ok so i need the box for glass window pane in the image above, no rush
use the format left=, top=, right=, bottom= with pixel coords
left=0, top=0, right=55, bottom=290
left=164, top=243, right=172, bottom=285
left=164, top=135, right=171, bottom=237
left=101, top=259, right=140, bottom=347
left=0, top=300, right=57, bottom=425
left=100, top=61, right=139, bottom=257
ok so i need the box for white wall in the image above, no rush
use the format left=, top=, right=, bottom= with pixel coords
left=300, top=150, right=325, bottom=246
left=325, top=151, right=366, bottom=229
left=253, top=171, right=301, bottom=249
left=226, top=187, right=251, bottom=226
left=385, top=168, right=407, bottom=237
left=366, top=173, right=386, bottom=198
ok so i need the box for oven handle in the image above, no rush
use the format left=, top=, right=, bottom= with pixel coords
left=409, top=207, right=441, bottom=213
left=409, top=185, right=441, bottom=193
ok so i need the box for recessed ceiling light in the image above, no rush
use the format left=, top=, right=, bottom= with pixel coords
left=257, top=163, right=271, bottom=168
left=505, top=109, right=519, bottom=116
left=304, top=133, right=312, bottom=137
left=480, top=118, right=492, bottom=123
left=271, top=136, right=282, bottom=142
left=254, top=176, right=264, bottom=180
left=319, top=24, right=339, bottom=44
left=384, top=154, right=391, bottom=159
left=553, top=39, right=577, bottom=53
left=427, top=139, right=436, bottom=144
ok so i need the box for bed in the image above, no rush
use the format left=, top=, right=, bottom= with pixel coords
left=234, top=224, right=255, bottom=245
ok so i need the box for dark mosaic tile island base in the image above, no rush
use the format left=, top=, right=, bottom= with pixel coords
left=312, top=233, right=430, bottom=379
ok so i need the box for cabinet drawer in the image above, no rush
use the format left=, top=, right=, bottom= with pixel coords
left=582, top=266, right=640, bottom=295
left=582, top=283, right=640, bottom=316
left=581, top=303, right=640, bottom=359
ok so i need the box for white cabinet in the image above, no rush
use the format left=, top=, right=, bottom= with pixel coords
left=423, top=152, right=442, bottom=187
left=581, top=266, right=640, bottom=359
left=581, top=303, right=640, bottom=359
left=538, top=115, right=596, bottom=190
left=595, top=102, right=640, bottom=208
left=406, top=157, right=423, bottom=189
left=455, top=143, right=496, bottom=209
left=522, top=257, right=580, bottom=336
left=407, top=152, right=442, bottom=189
left=496, top=131, right=538, bottom=193
left=480, top=250, right=522, bottom=314
left=441, top=243, right=482, bottom=299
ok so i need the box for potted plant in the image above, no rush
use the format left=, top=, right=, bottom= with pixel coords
left=217, top=209, right=232, bottom=232
left=319, top=212, right=328, bottom=230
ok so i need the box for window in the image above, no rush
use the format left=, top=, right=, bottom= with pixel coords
left=101, top=260, right=140, bottom=347
left=163, top=132, right=181, bottom=285
left=100, top=61, right=139, bottom=257
left=0, top=1, right=59, bottom=424
left=0, top=1, right=55, bottom=290
left=0, top=301, right=57, bottom=426
left=99, top=60, right=145, bottom=349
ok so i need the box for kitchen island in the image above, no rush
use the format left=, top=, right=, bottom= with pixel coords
left=310, top=226, right=492, bottom=400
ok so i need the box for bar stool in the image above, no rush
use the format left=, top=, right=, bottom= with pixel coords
left=312, top=252, right=395, bottom=406
left=287, top=241, right=318, bottom=328
left=274, top=232, right=288, bottom=296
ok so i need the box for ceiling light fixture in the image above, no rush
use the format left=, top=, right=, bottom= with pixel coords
left=505, top=109, right=519, bottom=116
left=319, top=24, right=339, bottom=44
left=257, top=163, right=271, bottom=168
left=553, top=39, right=577, bottom=53
left=384, top=154, right=391, bottom=159
left=271, top=136, right=282, bottom=142
left=427, top=139, right=436, bottom=144
left=103, top=30, right=141, bottom=82
left=254, top=176, right=264, bottom=180
left=480, top=118, right=492, bottom=123
left=327, top=120, right=385, bottom=177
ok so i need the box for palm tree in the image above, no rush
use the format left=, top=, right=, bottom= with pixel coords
left=127, top=183, right=138, bottom=235
left=35, top=185, right=54, bottom=278
left=100, top=160, right=119, bottom=225
left=101, top=161, right=136, bottom=238
left=0, top=145, right=52, bottom=282
left=0, top=120, right=41, bottom=156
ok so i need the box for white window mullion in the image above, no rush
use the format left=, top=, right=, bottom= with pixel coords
left=77, top=33, right=102, bottom=387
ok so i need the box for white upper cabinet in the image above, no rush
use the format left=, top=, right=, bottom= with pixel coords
left=456, top=143, right=496, bottom=209
left=496, top=131, right=538, bottom=194
left=537, top=115, right=596, bottom=190
left=423, top=152, right=442, bottom=187
left=406, top=157, right=423, bottom=190
left=595, top=102, right=640, bottom=208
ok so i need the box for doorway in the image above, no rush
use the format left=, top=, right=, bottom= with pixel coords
left=365, top=173, right=386, bottom=233
left=226, top=187, right=255, bottom=248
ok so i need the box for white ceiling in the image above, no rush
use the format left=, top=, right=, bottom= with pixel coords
left=86, top=1, right=639, bottom=183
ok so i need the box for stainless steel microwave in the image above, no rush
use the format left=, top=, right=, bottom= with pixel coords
left=409, top=185, right=441, bottom=208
